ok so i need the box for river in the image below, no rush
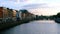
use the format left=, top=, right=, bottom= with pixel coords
left=0, top=20, right=60, bottom=34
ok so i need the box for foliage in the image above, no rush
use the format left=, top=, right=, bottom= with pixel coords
left=57, top=12, right=60, bottom=17
left=20, top=9, right=28, bottom=13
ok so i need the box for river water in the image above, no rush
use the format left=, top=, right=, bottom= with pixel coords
left=1, top=20, right=60, bottom=34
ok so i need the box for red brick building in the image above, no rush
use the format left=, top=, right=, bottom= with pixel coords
left=0, top=7, right=3, bottom=18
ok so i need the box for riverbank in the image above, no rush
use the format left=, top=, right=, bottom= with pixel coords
left=0, top=19, right=30, bottom=31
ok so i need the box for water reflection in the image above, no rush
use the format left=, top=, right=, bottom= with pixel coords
left=1, top=20, right=60, bottom=34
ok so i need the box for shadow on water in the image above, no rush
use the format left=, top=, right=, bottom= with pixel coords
left=0, top=20, right=30, bottom=31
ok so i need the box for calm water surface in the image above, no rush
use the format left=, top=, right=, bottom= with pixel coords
left=1, top=20, right=60, bottom=34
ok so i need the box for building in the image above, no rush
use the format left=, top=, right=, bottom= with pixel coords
left=20, top=9, right=36, bottom=20
left=0, top=7, right=3, bottom=18
left=0, top=7, right=9, bottom=21
left=0, top=7, right=15, bottom=22
left=12, top=10, right=17, bottom=21
left=16, top=10, right=22, bottom=21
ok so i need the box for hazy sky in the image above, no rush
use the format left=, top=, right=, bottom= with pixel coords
left=0, top=0, right=60, bottom=15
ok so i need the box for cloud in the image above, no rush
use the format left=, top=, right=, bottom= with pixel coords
left=21, top=3, right=49, bottom=9
left=0, top=0, right=60, bottom=10
left=0, top=1, right=27, bottom=10
left=0, top=0, right=39, bottom=10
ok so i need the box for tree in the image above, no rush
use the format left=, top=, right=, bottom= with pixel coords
left=57, top=12, right=60, bottom=17
left=20, top=9, right=28, bottom=13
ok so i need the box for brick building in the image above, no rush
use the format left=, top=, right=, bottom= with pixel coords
left=0, top=7, right=3, bottom=18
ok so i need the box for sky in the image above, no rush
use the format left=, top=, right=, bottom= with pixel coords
left=0, top=0, right=60, bottom=16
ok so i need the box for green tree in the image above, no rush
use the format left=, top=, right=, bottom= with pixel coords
left=57, top=12, right=60, bottom=17
left=20, top=9, right=28, bottom=13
